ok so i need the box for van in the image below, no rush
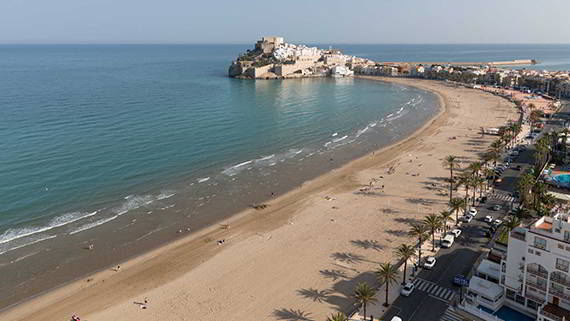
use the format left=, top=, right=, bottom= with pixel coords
left=441, top=234, right=455, bottom=248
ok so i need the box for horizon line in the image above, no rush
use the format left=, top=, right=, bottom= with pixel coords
left=1, top=42, right=570, bottom=46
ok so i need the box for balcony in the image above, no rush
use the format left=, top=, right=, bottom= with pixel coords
left=525, top=287, right=546, bottom=304
left=528, top=267, right=549, bottom=279
left=540, top=303, right=570, bottom=321
left=552, top=274, right=570, bottom=287
left=527, top=279, right=547, bottom=291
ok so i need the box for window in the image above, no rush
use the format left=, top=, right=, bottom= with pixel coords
left=527, top=299, right=539, bottom=310
left=566, top=246, right=570, bottom=251
left=515, top=294, right=526, bottom=305
left=528, top=249, right=534, bottom=254
left=565, top=231, right=570, bottom=242
left=506, top=289, right=516, bottom=300
left=559, top=243, right=565, bottom=249
left=536, top=251, right=541, bottom=256
left=534, top=237, right=547, bottom=250
left=557, top=258, right=570, bottom=272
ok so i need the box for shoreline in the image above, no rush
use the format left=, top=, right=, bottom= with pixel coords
left=1, top=77, right=518, bottom=321
left=0, top=78, right=438, bottom=311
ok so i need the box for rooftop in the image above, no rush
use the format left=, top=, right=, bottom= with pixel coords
left=542, top=303, right=570, bottom=321
left=468, top=276, right=504, bottom=300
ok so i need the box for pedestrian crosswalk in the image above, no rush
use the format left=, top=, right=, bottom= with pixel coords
left=489, top=192, right=515, bottom=202
left=440, top=307, right=463, bottom=321
left=412, top=278, right=455, bottom=302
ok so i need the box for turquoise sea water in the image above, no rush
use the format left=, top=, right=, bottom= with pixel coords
left=1, top=44, right=569, bottom=255
left=0, top=45, right=438, bottom=254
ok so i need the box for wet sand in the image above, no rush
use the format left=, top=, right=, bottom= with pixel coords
left=0, top=77, right=519, bottom=321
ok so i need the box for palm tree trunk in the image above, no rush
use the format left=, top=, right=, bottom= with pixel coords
left=449, top=167, right=453, bottom=202
left=385, top=283, right=389, bottom=306
left=472, top=188, right=476, bottom=206
left=402, top=261, right=407, bottom=285
left=432, top=232, right=435, bottom=251
left=363, top=303, right=367, bottom=321
left=417, top=239, right=422, bottom=266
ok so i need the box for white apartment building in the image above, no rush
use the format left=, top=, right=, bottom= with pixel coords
left=502, top=214, right=570, bottom=321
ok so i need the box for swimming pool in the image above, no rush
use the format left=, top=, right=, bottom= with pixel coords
left=553, top=174, right=570, bottom=187
left=477, top=305, right=535, bottom=321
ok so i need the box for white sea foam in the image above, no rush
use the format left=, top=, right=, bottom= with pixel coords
left=356, top=127, right=369, bottom=138
left=332, top=135, right=348, bottom=143
left=331, top=132, right=338, bottom=137
left=112, top=195, right=154, bottom=215
left=157, top=191, right=175, bottom=200
left=0, top=235, right=57, bottom=255
left=0, top=211, right=98, bottom=245
left=197, top=177, right=210, bottom=183
left=257, top=154, right=275, bottom=161
left=68, top=215, right=118, bottom=235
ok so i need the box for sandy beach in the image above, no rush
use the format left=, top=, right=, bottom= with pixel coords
left=0, top=77, right=519, bottom=321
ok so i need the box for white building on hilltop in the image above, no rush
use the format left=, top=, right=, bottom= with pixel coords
left=501, top=214, right=570, bottom=321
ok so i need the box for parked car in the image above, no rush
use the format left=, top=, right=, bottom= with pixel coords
left=461, top=215, right=473, bottom=223
left=401, top=282, right=415, bottom=296
left=481, top=196, right=488, bottom=203
left=469, top=208, right=478, bottom=216
left=493, top=219, right=503, bottom=226
left=484, top=215, right=494, bottom=223
left=493, top=205, right=502, bottom=211
left=441, top=234, right=455, bottom=248
left=424, top=257, right=436, bottom=269
left=513, top=165, right=522, bottom=171
left=449, top=229, right=462, bottom=238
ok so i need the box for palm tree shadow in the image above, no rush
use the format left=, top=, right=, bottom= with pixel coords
left=319, top=269, right=348, bottom=281
left=296, top=288, right=331, bottom=303
left=385, top=229, right=408, bottom=237
left=350, top=240, right=384, bottom=251
left=272, top=308, right=315, bottom=321
left=331, top=252, right=366, bottom=264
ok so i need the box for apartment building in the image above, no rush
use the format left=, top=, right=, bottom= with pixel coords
left=502, top=214, right=570, bottom=321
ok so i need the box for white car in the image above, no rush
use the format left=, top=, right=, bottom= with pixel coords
left=484, top=215, right=494, bottom=223
left=424, top=257, right=436, bottom=269
left=468, top=208, right=478, bottom=216
left=493, top=219, right=503, bottom=226
left=449, top=229, right=462, bottom=238
left=493, top=205, right=502, bottom=211
left=401, top=282, right=415, bottom=296
left=462, top=215, right=474, bottom=223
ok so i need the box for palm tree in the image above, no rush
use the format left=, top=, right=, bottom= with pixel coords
left=482, top=168, right=495, bottom=190
left=458, top=173, right=473, bottom=210
left=512, top=206, right=530, bottom=220
left=505, top=217, right=522, bottom=231
left=354, top=282, right=378, bottom=320
left=442, top=155, right=461, bottom=202
left=376, top=263, right=399, bottom=307
left=468, top=161, right=483, bottom=178
left=408, top=223, right=428, bottom=267
left=394, top=244, right=416, bottom=285
left=327, top=312, right=348, bottom=321
left=424, top=214, right=442, bottom=251
left=449, top=197, right=466, bottom=223
left=440, top=210, right=454, bottom=234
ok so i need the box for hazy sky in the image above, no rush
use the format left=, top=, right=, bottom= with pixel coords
left=1, top=0, right=569, bottom=44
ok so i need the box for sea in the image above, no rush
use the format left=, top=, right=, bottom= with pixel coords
left=1, top=44, right=569, bottom=307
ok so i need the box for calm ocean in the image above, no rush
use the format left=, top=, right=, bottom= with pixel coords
left=1, top=43, right=570, bottom=308
left=1, top=44, right=569, bottom=256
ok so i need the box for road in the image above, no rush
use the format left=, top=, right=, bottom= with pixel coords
left=382, top=101, right=570, bottom=321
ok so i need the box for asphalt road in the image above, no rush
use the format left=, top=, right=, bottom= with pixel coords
left=383, top=101, right=570, bottom=321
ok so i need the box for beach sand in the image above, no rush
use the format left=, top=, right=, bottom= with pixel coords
left=0, top=77, right=519, bottom=321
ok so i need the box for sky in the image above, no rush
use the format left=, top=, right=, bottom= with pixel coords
left=1, top=0, right=569, bottom=44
